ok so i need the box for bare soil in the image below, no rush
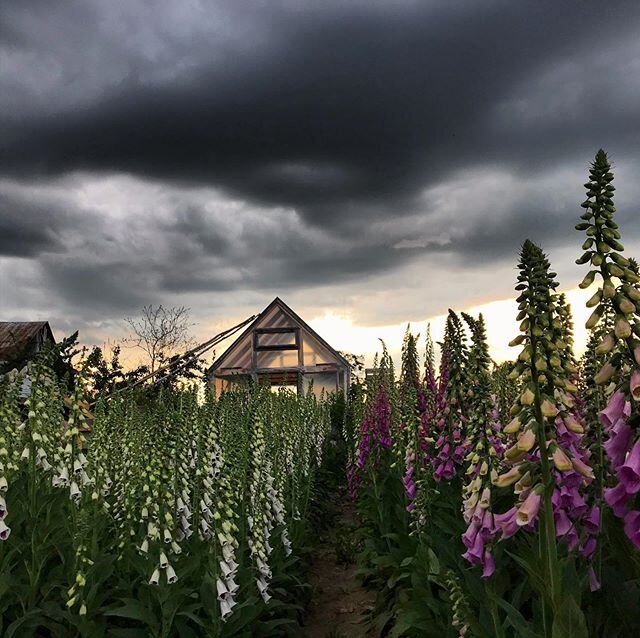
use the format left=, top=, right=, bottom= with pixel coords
left=302, top=501, right=376, bottom=638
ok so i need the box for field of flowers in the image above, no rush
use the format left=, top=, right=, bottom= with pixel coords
left=347, top=150, right=640, bottom=637
left=2, top=149, right=640, bottom=638
left=0, top=367, right=333, bottom=637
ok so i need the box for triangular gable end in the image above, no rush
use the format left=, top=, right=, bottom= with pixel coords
left=209, top=297, right=349, bottom=374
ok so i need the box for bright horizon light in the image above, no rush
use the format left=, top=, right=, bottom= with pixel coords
left=307, top=286, right=593, bottom=370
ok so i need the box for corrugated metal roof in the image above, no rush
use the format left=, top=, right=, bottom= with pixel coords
left=0, top=322, right=54, bottom=361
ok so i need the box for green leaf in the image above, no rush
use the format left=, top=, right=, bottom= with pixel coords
left=496, top=599, right=543, bottom=638
left=104, top=598, right=158, bottom=630
left=551, top=596, right=588, bottom=638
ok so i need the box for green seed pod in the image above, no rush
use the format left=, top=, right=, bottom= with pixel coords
left=585, top=305, right=604, bottom=329
left=598, top=241, right=611, bottom=254
left=594, top=362, right=616, bottom=385
left=591, top=253, right=604, bottom=266
left=603, top=279, right=616, bottom=299
left=615, top=315, right=632, bottom=339
left=623, top=285, right=640, bottom=302
left=608, top=263, right=624, bottom=277
left=616, top=295, right=636, bottom=315
left=610, top=253, right=630, bottom=267
left=595, top=333, right=615, bottom=354
left=579, top=271, right=597, bottom=289
left=586, top=289, right=602, bottom=307
left=576, top=252, right=593, bottom=265
left=625, top=269, right=640, bottom=284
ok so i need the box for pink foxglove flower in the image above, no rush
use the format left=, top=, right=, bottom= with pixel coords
left=618, top=439, right=640, bottom=494
left=516, top=488, right=542, bottom=527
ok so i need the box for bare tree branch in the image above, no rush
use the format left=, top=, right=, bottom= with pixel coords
left=123, top=304, right=195, bottom=373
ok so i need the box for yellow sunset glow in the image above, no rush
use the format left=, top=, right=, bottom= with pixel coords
left=308, top=286, right=593, bottom=368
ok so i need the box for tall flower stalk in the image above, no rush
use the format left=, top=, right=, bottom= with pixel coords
left=576, top=149, right=640, bottom=548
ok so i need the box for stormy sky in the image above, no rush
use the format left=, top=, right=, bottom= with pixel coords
left=2, top=1, right=640, bottom=363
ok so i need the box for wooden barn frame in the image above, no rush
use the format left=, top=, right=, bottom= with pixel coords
left=207, top=297, right=351, bottom=397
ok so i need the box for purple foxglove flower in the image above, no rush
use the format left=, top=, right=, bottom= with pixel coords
left=599, top=391, right=628, bottom=431
left=480, top=510, right=496, bottom=542
left=579, top=536, right=597, bottom=558
left=623, top=510, right=640, bottom=548
left=462, top=520, right=480, bottom=549
left=618, top=439, right=640, bottom=494
left=565, top=528, right=580, bottom=552
left=516, top=489, right=542, bottom=527
left=604, top=482, right=631, bottom=518
left=465, top=529, right=485, bottom=563
left=631, top=370, right=640, bottom=401
left=554, top=509, right=573, bottom=537
left=494, top=507, right=519, bottom=539
left=583, top=505, right=600, bottom=535
left=481, top=548, right=496, bottom=578
left=604, top=421, right=633, bottom=471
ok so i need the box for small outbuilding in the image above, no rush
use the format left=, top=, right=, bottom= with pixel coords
left=0, top=321, right=56, bottom=374
left=208, top=297, right=351, bottom=397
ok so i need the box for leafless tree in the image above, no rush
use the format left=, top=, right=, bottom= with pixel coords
left=124, top=305, right=195, bottom=373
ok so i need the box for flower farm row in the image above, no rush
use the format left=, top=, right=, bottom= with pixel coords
left=0, top=368, right=332, bottom=637
left=346, top=150, right=640, bottom=637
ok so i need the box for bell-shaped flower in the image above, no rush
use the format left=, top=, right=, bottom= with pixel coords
left=481, top=548, right=496, bottom=578
left=517, top=429, right=536, bottom=452
left=604, top=482, right=631, bottom=518
left=0, top=496, right=6, bottom=520
left=0, top=519, right=11, bottom=541
left=551, top=446, right=572, bottom=472
left=219, top=597, right=236, bottom=622
left=159, top=551, right=169, bottom=569
left=165, top=564, right=178, bottom=584
left=520, top=388, right=535, bottom=405
left=571, top=456, right=594, bottom=480
left=631, top=370, right=640, bottom=402
left=599, top=391, right=628, bottom=430
left=69, top=481, right=81, bottom=502
left=216, top=578, right=229, bottom=600
left=623, top=510, right=640, bottom=548
left=564, top=415, right=584, bottom=434
left=516, top=487, right=543, bottom=527
left=604, top=421, right=633, bottom=471
left=149, top=568, right=160, bottom=586
left=541, top=400, right=558, bottom=418
left=618, top=439, right=640, bottom=494
left=514, top=471, right=533, bottom=495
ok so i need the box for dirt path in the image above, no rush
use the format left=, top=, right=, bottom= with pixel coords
left=302, top=501, right=376, bottom=637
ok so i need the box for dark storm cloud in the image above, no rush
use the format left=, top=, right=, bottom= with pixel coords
left=0, top=190, right=87, bottom=257
left=2, top=1, right=640, bottom=229
left=2, top=0, right=640, bottom=338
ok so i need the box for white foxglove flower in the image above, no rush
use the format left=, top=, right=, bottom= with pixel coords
left=165, top=564, right=178, bottom=584
left=216, top=578, right=228, bottom=599
left=149, top=568, right=160, bottom=586
left=170, top=541, right=182, bottom=555
left=20, top=447, right=30, bottom=461
left=0, top=496, right=6, bottom=519
left=0, top=520, right=11, bottom=541
left=219, top=598, right=235, bottom=622
left=70, top=482, right=81, bottom=502
left=159, top=552, right=168, bottom=569
left=0, top=477, right=7, bottom=492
